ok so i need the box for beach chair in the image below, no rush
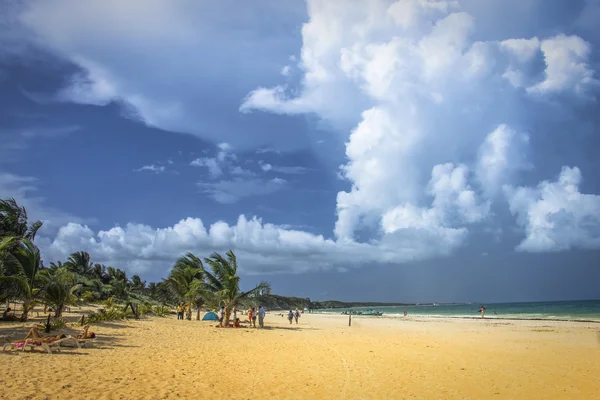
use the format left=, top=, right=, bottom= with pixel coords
left=2, top=337, right=81, bottom=354
left=74, top=337, right=96, bottom=347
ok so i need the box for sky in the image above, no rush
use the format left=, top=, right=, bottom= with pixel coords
left=1, top=0, right=599, bottom=303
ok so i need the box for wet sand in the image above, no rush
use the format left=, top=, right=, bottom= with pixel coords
left=1, top=312, right=599, bottom=399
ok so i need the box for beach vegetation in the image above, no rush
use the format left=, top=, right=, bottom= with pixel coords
left=193, top=250, right=271, bottom=325
left=0, top=197, right=272, bottom=323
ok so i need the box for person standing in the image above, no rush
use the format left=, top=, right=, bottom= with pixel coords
left=294, top=309, right=300, bottom=324
left=258, top=305, right=265, bottom=328
left=480, top=305, right=486, bottom=318
left=288, top=310, right=294, bottom=324
left=219, top=306, right=225, bottom=326
left=247, top=307, right=253, bottom=324
left=176, top=303, right=184, bottom=320
left=251, top=307, right=257, bottom=328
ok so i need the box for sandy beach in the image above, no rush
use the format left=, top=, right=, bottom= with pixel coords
left=1, top=311, right=599, bottom=399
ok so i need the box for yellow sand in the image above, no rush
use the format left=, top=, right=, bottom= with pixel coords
left=1, top=312, right=599, bottom=399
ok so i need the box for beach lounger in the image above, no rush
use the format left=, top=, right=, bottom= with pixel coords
left=2, top=337, right=81, bottom=354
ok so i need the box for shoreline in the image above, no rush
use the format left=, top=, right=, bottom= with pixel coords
left=312, top=312, right=600, bottom=323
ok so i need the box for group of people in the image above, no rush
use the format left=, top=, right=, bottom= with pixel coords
left=178, top=304, right=305, bottom=328
left=176, top=303, right=192, bottom=320
left=287, top=309, right=301, bottom=324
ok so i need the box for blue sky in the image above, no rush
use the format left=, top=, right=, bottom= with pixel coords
left=1, top=0, right=599, bottom=302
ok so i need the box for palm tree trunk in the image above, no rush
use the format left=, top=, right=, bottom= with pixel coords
left=196, top=308, right=200, bottom=320
left=224, top=308, right=231, bottom=327
left=55, top=304, right=63, bottom=318
left=20, top=300, right=31, bottom=321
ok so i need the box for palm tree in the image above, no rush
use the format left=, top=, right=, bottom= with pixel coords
left=0, top=238, right=42, bottom=320
left=196, top=250, right=270, bottom=326
left=0, top=236, right=20, bottom=303
left=130, top=275, right=146, bottom=294
left=37, top=267, right=79, bottom=317
left=165, top=253, right=204, bottom=319
left=0, top=198, right=43, bottom=240
left=65, top=251, right=94, bottom=277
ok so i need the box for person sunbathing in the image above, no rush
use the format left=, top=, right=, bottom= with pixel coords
left=76, top=325, right=96, bottom=339
left=7, top=328, right=65, bottom=348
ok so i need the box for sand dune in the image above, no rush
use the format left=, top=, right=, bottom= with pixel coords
left=1, top=312, right=599, bottom=399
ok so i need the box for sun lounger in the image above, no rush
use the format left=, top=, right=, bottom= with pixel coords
left=2, top=337, right=81, bottom=354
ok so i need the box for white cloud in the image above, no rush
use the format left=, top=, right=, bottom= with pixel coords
left=6, top=1, right=599, bottom=276
left=260, top=163, right=272, bottom=172
left=189, top=142, right=238, bottom=179
left=505, top=166, right=600, bottom=252
left=40, top=212, right=470, bottom=277
left=381, top=162, right=489, bottom=239
left=281, top=65, right=291, bottom=76
left=190, top=157, right=223, bottom=178
left=476, top=124, right=530, bottom=198
left=528, top=34, right=598, bottom=96
left=258, top=161, right=309, bottom=174
left=13, top=0, right=307, bottom=149
left=242, top=0, right=599, bottom=249
left=134, top=164, right=165, bottom=174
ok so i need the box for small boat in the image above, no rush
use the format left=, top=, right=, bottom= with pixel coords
left=361, top=308, right=383, bottom=316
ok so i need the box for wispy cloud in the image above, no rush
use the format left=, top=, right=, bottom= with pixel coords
left=255, top=147, right=280, bottom=155
left=134, top=164, right=165, bottom=174
left=197, top=177, right=287, bottom=204
left=259, top=161, right=310, bottom=174
left=189, top=157, right=222, bottom=178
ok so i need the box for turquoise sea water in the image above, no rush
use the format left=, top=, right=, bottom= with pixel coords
left=315, top=300, right=600, bottom=321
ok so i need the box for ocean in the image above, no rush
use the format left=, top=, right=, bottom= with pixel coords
left=314, top=300, right=600, bottom=322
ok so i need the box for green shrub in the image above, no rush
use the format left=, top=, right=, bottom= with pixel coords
left=103, top=297, right=115, bottom=309
left=81, top=291, right=95, bottom=302
left=138, top=303, right=153, bottom=315
left=152, top=305, right=169, bottom=317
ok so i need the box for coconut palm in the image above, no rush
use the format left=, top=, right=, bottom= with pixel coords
left=37, top=266, right=80, bottom=317
left=65, top=251, right=94, bottom=277
left=0, top=198, right=43, bottom=240
left=130, top=275, right=146, bottom=294
left=165, top=253, right=204, bottom=319
left=0, top=236, right=20, bottom=303
left=195, top=250, right=270, bottom=326
left=0, top=238, right=42, bottom=320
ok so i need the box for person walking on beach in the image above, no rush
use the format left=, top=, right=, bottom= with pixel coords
left=480, top=305, right=486, bottom=318
left=247, top=307, right=253, bottom=324
left=219, top=306, right=225, bottom=326
left=288, top=310, right=294, bottom=324
left=251, top=307, right=257, bottom=328
left=294, top=309, right=300, bottom=324
left=258, top=305, right=265, bottom=328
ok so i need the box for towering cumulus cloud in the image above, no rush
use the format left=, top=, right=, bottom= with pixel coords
left=13, top=0, right=600, bottom=275
left=242, top=0, right=599, bottom=254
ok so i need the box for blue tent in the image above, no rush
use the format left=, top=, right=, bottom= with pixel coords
left=202, top=311, right=219, bottom=321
